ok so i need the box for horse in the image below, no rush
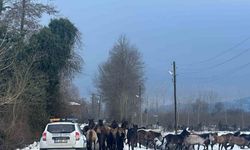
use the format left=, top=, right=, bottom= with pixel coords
left=209, top=133, right=218, bottom=150
left=127, top=124, right=138, bottom=150
left=196, top=133, right=215, bottom=150
left=86, top=129, right=98, bottom=150
left=183, top=134, right=209, bottom=150
left=240, top=133, right=250, bottom=141
left=95, top=119, right=110, bottom=150
left=137, top=129, right=148, bottom=148
left=163, top=129, right=190, bottom=150
left=83, top=119, right=96, bottom=135
left=228, top=135, right=250, bottom=149
left=121, top=120, right=129, bottom=142
left=219, top=131, right=241, bottom=150
left=147, top=131, right=163, bottom=149
left=239, top=134, right=250, bottom=148
left=137, top=129, right=162, bottom=149
left=213, top=133, right=232, bottom=150
left=116, top=127, right=126, bottom=150
left=109, top=127, right=118, bottom=150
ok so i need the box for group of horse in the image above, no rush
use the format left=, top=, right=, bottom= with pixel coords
left=82, top=119, right=162, bottom=150
left=161, top=129, right=250, bottom=150
left=82, top=119, right=128, bottom=150
left=82, top=120, right=250, bottom=150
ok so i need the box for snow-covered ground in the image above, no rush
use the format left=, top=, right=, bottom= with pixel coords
left=16, top=142, right=39, bottom=150
left=17, top=142, right=250, bottom=150
left=17, top=141, right=250, bottom=150
left=17, top=131, right=250, bottom=150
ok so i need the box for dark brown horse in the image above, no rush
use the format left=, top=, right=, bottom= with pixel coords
left=137, top=129, right=162, bottom=150
left=214, top=131, right=241, bottom=150
left=229, top=135, right=250, bottom=149
left=137, top=129, right=148, bottom=148
left=95, top=120, right=110, bottom=150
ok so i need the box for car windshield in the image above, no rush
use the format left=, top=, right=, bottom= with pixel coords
left=47, top=124, right=75, bottom=133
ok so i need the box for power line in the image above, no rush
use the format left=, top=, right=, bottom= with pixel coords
left=180, top=37, right=250, bottom=67
left=179, top=61, right=250, bottom=82
left=179, top=47, right=250, bottom=74
left=198, top=37, right=250, bottom=63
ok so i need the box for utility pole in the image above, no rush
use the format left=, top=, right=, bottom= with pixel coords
left=139, top=85, right=142, bottom=127
left=91, top=93, right=95, bottom=119
left=20, top=0, right=26, bottom=34
left=173, top=61, right=177, bottom=134
left=98, top=95, right=101, bottom=119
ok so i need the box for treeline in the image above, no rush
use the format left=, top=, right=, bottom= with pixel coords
left=144, top=97, right=250, bottom=131
left=0, top=0, right=82, bottom=149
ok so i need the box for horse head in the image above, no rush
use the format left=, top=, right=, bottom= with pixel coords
left=98, top=119, right=104, bottom=126
left=88, top=119, right=95, bottom=129
left=111, top=120, right=119, bottom=128
left=121, top=120, right=129, bottom=129
left=234, top=130, right=241, bottom=136
left=133, top=124, right=138, bottom=129
left=180, top=128, right=190, bottom=137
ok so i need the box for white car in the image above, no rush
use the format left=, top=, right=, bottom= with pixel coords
left=39, top=121, right=86, bottom=150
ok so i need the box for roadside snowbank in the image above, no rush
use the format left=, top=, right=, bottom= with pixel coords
left=16, top=142, right=39, bottom=150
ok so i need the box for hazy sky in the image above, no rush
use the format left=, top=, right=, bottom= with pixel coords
left=43, top=0, right=250, bottom=102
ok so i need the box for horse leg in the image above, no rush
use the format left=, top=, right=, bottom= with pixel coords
left=90, top=141, right=93, bottom=150
left=87, top=141, right=90, bottom=150
left=146, top=140, right=149, bottom=149
left=224, top=144, right=228, bottom=150
left=175, top=144, right=180, bottom=150
left=230, top=144, right=234, bottom=150
left=97, top=140, right=100, bottom=150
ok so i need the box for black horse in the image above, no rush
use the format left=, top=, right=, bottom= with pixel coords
left=127, top=124, right=138, bottom=150
left=163, top=129, right=190, bottom=150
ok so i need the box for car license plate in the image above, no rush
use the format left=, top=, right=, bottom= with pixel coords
left=54, top=139, right=67, bottom=143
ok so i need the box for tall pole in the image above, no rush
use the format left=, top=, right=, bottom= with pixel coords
left=139, top=85, right=142, bottom=127
left=91, top=93, right=95, bottom=119
left=173, top=61, right=177, bottom=134
left=98, top=95, right=101, bottom=119
left=20, top=0, right=26, bottom=34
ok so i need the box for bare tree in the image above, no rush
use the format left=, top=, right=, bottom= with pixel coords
left=96, top=35, right=145, bottom=122
left=2, top=0, right=57, bottom=35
